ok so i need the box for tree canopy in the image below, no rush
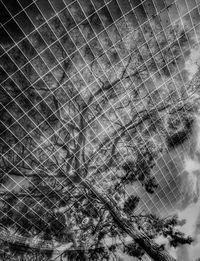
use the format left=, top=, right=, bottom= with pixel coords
left=0, top=0, right=199, bottom=260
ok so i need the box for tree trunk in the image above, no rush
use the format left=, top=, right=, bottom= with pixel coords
left=82, top=180, right=176, bottom=261
left=126, top=226, right=176, bottom=261
left=71, top=104, right=176, bottom=261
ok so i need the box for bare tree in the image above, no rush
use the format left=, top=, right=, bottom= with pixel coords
left=0, top=1, right=198, bottom=260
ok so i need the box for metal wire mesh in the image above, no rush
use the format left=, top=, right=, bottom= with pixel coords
left=0, top=0, right=200, bottom=260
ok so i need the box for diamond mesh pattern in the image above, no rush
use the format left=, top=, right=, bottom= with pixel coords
left=0, top=0, right=200, bottom=260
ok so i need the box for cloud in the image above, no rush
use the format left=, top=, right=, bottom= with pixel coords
left=184, top=46, right=200, bottom=81
left=175, top=118, right=200, bottom=261
left=177, top=246, right=190, bottom=261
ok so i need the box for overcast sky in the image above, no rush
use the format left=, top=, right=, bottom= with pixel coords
left=1, top=0, right=200, bottom=260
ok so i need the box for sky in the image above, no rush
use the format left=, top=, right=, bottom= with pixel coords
left=1, top=0, right=200, bottom=260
